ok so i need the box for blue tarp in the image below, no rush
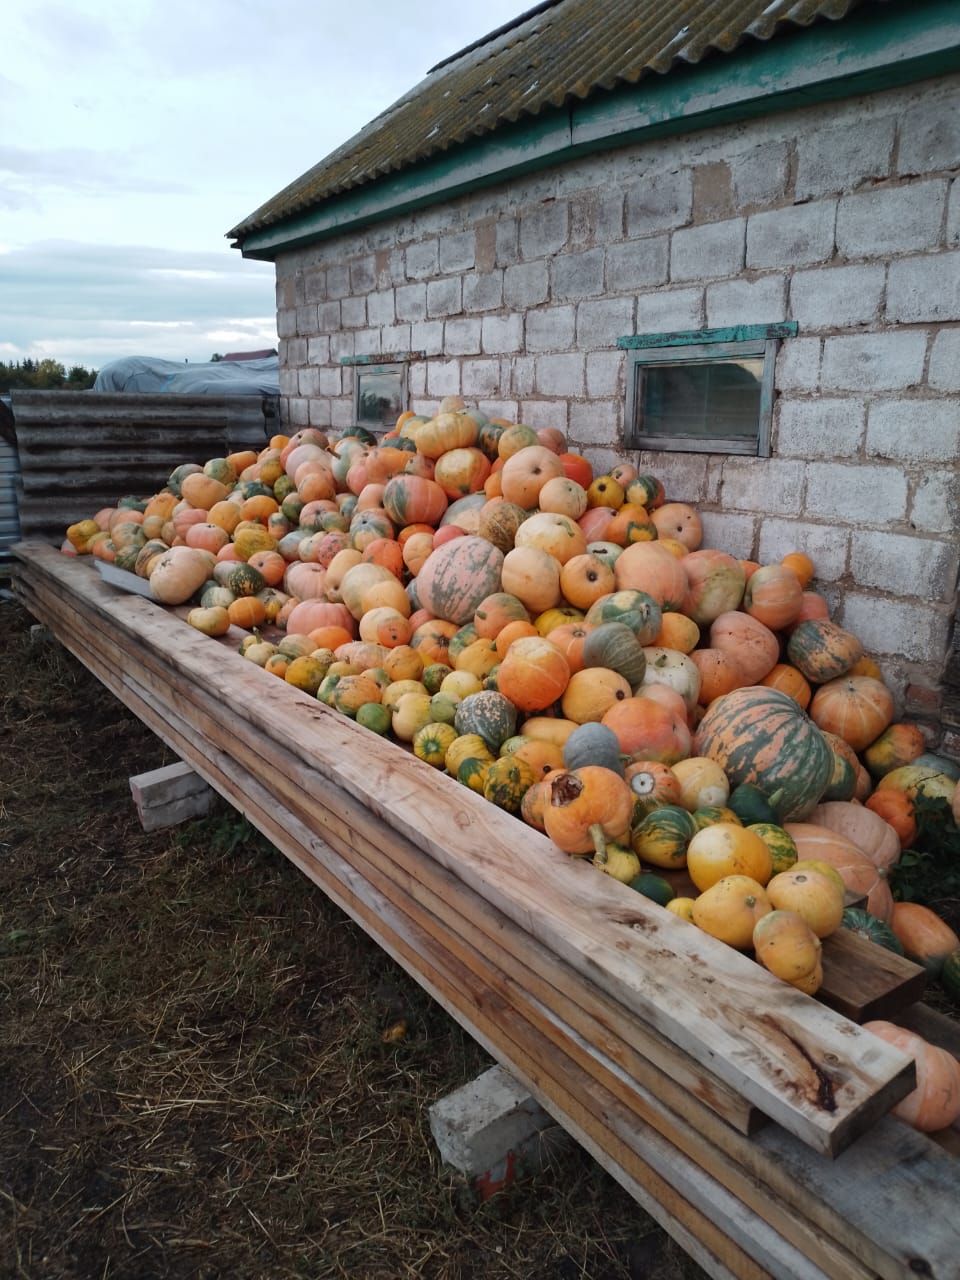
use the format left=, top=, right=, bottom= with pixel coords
left=93, top=356, right=280, bottom=397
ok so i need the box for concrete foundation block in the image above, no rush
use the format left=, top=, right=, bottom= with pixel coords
left=429, top=1065, right=560, bottom=1185
left=130, top=761, right=215, bottom=832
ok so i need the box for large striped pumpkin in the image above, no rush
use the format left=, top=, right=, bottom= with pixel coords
left=787, top=619, right=863, bottom=684
left=693, top=686, right=834, bottom=820
left=416, top=537, right=504, bottom=626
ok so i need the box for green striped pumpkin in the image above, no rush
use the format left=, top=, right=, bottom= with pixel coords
left=693, top=686, right=834, bottom=821
left=585, top=590, right=662, bottom=646
left=483, top=757, right=536, bottom=813
left=581, top=622, right=647, bottom=689
left=630, top=805, right=696, bottom=869
left=454, top=691, right=518, bottom=752
left=747, top=823, right=798, bottom=875
left=786, top=620, right=863, bottom=684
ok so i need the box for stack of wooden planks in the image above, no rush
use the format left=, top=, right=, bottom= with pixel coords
left=13, top=542, right=960, bottom=1280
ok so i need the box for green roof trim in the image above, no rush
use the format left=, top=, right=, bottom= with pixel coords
left=236, top=0, right=960, bottom=260
left=618, top=323, right=799, bottom=349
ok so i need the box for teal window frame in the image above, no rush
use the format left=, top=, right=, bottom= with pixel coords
left=618, top=323, right=798, bottom=457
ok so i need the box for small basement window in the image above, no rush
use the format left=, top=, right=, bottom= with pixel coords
left=352, top=360, right=407, bottom=430
left=619, top=323, right=797, bottom=457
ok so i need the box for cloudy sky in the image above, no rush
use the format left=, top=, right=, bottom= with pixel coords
left=1, top=0, right=524, bottom=370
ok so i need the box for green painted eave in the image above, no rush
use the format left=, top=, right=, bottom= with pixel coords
left=236, top=0, right=960, bottom=261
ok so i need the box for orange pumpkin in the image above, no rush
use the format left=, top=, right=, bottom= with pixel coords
left=559, top=452, right=593, bottom=489
left=624, top=761, right=684, bottom=814
left=692, top=875, right=772, bottom=949
left=538, top=476, right=588, bottom=520
left=543, top=767, right=634, bottom=860
left=228, top=595, right=267, bottom=629
left=601, top=697, right=691, bottom=764
left=690, top=649, right=748, bottom=706
left=410, top=619, right=458, bottom=665
left=863, top=722, right=926, bottom=779
left=889, top=903, right=960, bottom=977
left=613, top=541, right=689, bottom=611
left=760, top=663, right=812, bottom=710
left=651, top=502, right=702, bottom=550
left=765, top=868, right=844, bottom=938
left=495, top=619, right=541, bottom=659
left=863, top=1022, right=960, bottom=1133
left=501, top=546, right=562, bottom=615
left=865, top=787, right=918, bottom=848
left=781, top=551, right=815, bottom=589
left=709, top=612, right=779, bottom=684
left=434, top=447, right=491, bottom=499
left=655, top=612, right=700, bottom=654
left=753, top=910, right=823, bottom=992
left=785, top=823, right=894, bottom=921
left=545, top=622, right=593, bottom=673
left=500, top=445, right=565, bottom=507
left=498, top=636, right=571, bottom=712
left=605, top=503, right=658, bottom=547
left=474, top=592, right=530, bottom=639
left=561, top=668, right=632, bottom=724
left=560, top=554, right=616, bottom=610
left=810, top=676, right=894, bottom=752
left=743, top=563, right=804, bottom=631
left=687, top=824, right=774, bottom=891
left=682, top=550, right=746, bottom=625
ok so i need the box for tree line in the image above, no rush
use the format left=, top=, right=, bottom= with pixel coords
left=0, top=359, right=98, bottom=393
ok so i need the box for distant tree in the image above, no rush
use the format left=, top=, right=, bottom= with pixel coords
left=210, top=353, right=223, bottom=362
left=0, top=359, right=98, bottom=392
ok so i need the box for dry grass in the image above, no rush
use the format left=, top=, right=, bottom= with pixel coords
left=0, top=597, right=704, bottom=1280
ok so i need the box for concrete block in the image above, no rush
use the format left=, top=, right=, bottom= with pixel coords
left=518, top=399, right=568, bottom=431
left=635, top=288, right=702, bottom=334
left=328, top=332, right=354, bottom=363
left=795, top=117, right=895, bottom=199
left=405, top=239, right=439, bottom=280
left=285, top=337, right=308, bottom=366
left=553, top=247, right=605, bottom=299
left=276, top=308, right=297, bottom=339
left=376, top=247, right=406, bottom=289
left=307, top=336, right=330, bottom=364
left=887, top=251, right=960, bottom=323
left=407, top=361, right=426, bottom=397
left=519, top=200, right=568, bottom=259
left=326, top=264, right=351, bottom=298
left=776, top=398, right=865, bottom=459
left=308, top=398, right=332, bottom=427
left=929, top=328, right=960, bottom=391
left=586, top=350, right=624, bottom=398
left=670, top=217, right=745, bottom=282
left=130, top=762, right=215, bottom=832
left=776, top=339, right=821, bottom=392
left=478, top=398, right=519, bottom=421
left=624, top=169, right=693, bottom=236
left=380, top=321, right=411, bottom=352
left=313, top=366, right=342, bottom=396
left=911, top=470, right=960, bottom=535
left=789, top=264, right=885, bottom=330
left=302, top=267, right=326, bottom=304
left=851, top=530, right=959, bottom=602
left=692, top=160, right=734, bottom=221
left=349, top=256, right=376, bottom=293
left=340, top=296, right=367, bottom=328
left=396, top=283, right=427, bottom=322
left=460, top=359, right=502, bottom=398
left=462, top=270, right=504, bottom=313
left=278, top=368, right=298, bottom=398
left=730, top=140, right=790, bottom=208
left=439, top=230, right=476, bottom=274
left=804, top=461, right=908, bottom=523
left=948, top=177, right=960, bottom=247
left=410, top=320, right=445, bottom=356
left=510, top=355, right=536, bottom=397
left=758, top=518, right=849, bottom=582
left=866, top=399, right=960, bottom=464
left=481, top=313, right=523, bottom=355
left=699, top=511, right=757, bottom=560
left=366, top=289, right=395, bottom=327
left=427, top=361, right=462, bottom=397
left=746, top=201, right=836, bottom=269
left=535, top=353, right=585, bottom=398
left=638, top=451, right=709, bottom=504
left=286, top=397, right=308, bottom=426
left=317, top=300, right=341, bottom=331
left=568, top=399, right=619, bottom=446
left=582, top=446, right=624, bottom=476
left=503, top=261, right=549, bottom=309
left=842, top=593, right=952, bottom=663
left=837, top=181, right=947, bottom=258
left=354, top=328, right=381, bottom=356
left=720, top=458, right=805, bottom=517
left=576, top=296, right=635, bottom=347
left=296, top=304, right=318, bottom=334
left=898, top=94, right=960, bottom=174
left=821, top=332, right=927, bottom=391
left=330, top=398, right=355, bottom=428
left=705, top=275, right=787, bottom=328
left=604, top=236, right=669, bottom=291
left=495, top=217, right=519, bottom=266
left=525, top=306, right=576, bottom=354
left=426, top=277, right=462, bottom=319
left=444, top=317, right=482, bottom=357
left=297, top=367, right=320, bottom=397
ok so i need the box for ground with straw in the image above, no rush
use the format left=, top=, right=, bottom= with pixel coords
left=0, top=596, right=704, bottom=1280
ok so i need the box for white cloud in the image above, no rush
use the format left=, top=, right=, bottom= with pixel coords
left=1, top=1, right=526, bottom=366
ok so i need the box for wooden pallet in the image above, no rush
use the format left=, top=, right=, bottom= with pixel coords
left=13, top=542, right=960, bottom=1280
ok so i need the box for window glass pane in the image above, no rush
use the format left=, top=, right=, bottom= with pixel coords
left=639, top=357, right=763, bottom=440
left=356, top=366, right=404, bottom=427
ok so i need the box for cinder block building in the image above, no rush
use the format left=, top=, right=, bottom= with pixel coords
left=230, top=0, right=960, bottom=724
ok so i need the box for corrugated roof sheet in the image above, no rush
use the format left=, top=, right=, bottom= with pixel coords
left=229, top=0, right=869, bottom=241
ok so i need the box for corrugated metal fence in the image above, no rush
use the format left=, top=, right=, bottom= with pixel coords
left=11, top=391, right=275, bottom=546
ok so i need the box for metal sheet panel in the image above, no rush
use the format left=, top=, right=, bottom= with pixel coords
left=0, top=438, right=20, bottom=579
left=10, top=392, right=274, bottom=546
left=230, top=0, right=867, bottom=239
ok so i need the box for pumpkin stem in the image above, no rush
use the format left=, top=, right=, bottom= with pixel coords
left=590, top=822, right=608, bottom=865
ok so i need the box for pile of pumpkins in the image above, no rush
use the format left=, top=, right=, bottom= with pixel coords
left=64, top=398, right=960, bottom=1132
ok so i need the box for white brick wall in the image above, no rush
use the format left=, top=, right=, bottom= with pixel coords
left=274, top=71, right=960, bottom=702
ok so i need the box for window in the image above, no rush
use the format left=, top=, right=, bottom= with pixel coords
left=352, top=361, right=407, bottom=429
left=619, top=323, right=797, bottom=456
